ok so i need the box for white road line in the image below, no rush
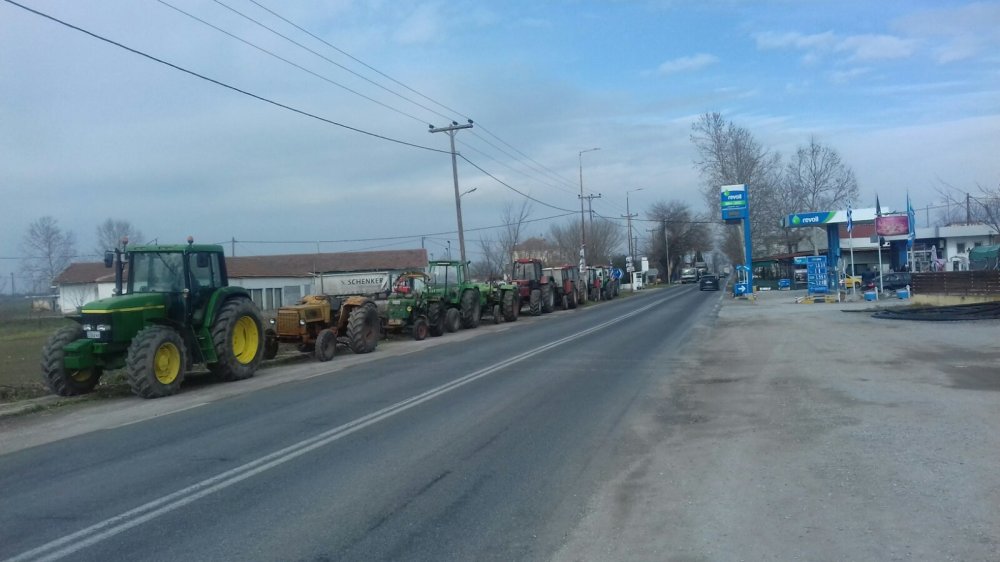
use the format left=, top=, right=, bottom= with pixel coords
left=5, top=294, right=673, bottom=562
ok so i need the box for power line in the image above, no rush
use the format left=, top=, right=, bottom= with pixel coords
left=158, top=0, right=431, bottom=125
left=2, top=0, right=448, bottom=154
left=459, top=154, right=577, bottom=213
left=237, top=1, right=587, bottom=206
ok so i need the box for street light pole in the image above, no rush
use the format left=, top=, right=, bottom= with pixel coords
left=578, top=147, right=600, bottom=275
left=430, top=120, right=474, bottom=274
left=625, top=187, right=643, bottom=264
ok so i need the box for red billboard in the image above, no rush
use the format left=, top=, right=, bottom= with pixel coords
left=875, top=215, right=910, bottom=236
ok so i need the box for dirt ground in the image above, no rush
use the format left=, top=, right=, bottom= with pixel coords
left=553, top=290, right=1000, bottom=562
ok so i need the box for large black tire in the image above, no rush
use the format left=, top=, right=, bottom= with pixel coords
left=568, top=290, right=578, bottom=309
left=502, top=290, right=518, bottom=322
left=491, top=304, right=501, bottom=324
left=413, top=316, right=429, bottom=341
left=445, top=307, right=461, bottom=333
left=263, top=328, right=279, bottom=360
left=41, top=325, right=102, bottom=396
left=529, top=288, right=542, bottom=316
left=541, top=284, right=555, bottom=313
left=347, top=303, right=380, bottom=354
left=209, top=298, right=264, bottom=382
left=460, top=289, right=481, bottom=329
left=428, top=302, right=445, bottom=337
left=314, top=328, right=337, bottom=362
left=560, top=294, right=569, bottom=310
left=127, top=325, right=187, bottom=399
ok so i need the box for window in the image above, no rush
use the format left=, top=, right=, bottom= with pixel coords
left=188, top=252, right=222, bottom=289
left=249, top=288, right=263, bottom=307
left=957, top=243, right=966, bottom=253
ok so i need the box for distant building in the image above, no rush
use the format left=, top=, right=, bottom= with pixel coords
left=53, top=249, right=428, bottom=314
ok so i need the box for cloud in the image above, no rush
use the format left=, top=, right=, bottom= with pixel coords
left=828, top=67, right=871, bottom=85
left=834, top=34, right=916, bottom=61
left=654, top=53, right=719, bottom=75
left=392, top=3, right=444, bottom=45
left=754, top=31, right=836, bottom=50
left=755, top=30, right=915, bottom=63
left=894, top=2, right=1000, bottom=64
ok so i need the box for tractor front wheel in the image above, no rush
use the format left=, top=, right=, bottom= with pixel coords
left=445, top=307, right=461, bottom=333
left=413, top=316, right=429, bottom=341
left=460, top=289, right=481, bottom=329
left=492, top=304, right=501, bottom=324
left=314, top=328, right=337, bottom=362
left=502, top=290, right=519, bottom=322
left=127, top=325, right=187, bottom=399
left=568, top=290, right=578, bottom=309
left=541, top=284, right=555, bottom=313
left=529, top=289, right=542, bottom=316
left=428, top=302, right=445, bottom=336
left=209, top=298, right=264, bottom=382
left=263, top=328, right=279, bottom=360
left=41, top=326, right=102, bottom=396
left=347, top=302, right=380, bottom=354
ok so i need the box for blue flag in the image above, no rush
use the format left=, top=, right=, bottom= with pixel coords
left=846, top=202, right=853, bottom=233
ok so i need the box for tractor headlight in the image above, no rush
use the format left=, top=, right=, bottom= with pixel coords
left=82, top=323, right=93, bottom=331
left=406, top=306, right=413, bottom=312
left=268, top=318, right=275, bottom=325
left=299, top=319, right=306, bottom=326
left=81, top=323, right=111, bottom=331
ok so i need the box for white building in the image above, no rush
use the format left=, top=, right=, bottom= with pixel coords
left=53, top=249, right=428, bottom=314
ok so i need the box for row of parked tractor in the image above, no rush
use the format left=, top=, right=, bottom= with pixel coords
left=264, top=258, right=623, bottom=363
left=39, top=241, right=624, bottom=400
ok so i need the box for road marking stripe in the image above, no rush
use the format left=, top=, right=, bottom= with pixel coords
left=6, top=293, right=675, bottom=562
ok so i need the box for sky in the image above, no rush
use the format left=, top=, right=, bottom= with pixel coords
left=2, top=0, right=999, bottom=287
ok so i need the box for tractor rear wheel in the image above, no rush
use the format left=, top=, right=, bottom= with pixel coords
left=428, top=302, right=445, bottom=336
left=127, top=325, right=186, bottom=398
left=502, top=290, right=518, bottom=322
left=413, top=316, right=429, bottom=341
left=41, top=326, right=102, bottom=396
left=209, top=298, right=264, bottom=382
left=347, top=302, right=380, bottom=354
left=445, top=307, right=461, bottom=332
left=263, top=328, right=279, bottom=360
left=541, top=284, right=555, bottom=313
left=460, top=289, right=481, bottom=329
left=314, top=328, right=337, bottom=362
left=529, top=288, right=542, bottom=316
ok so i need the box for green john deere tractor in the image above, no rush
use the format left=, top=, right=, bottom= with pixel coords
left=425, top=260, right=518, bottom=331
left=40, top=238, right=265, bottom=399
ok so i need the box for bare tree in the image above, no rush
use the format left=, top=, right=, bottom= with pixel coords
left=935, top=181, right=1000, bottom=235
left=474, top=201, right=532, bottom=280
left=690, top=113, right=784, bottom=257
left=781, top=137, right=859, bottom=252
left=95, top=218, right=143, bottom=254
left=21, top=216, right=77, bottom=293
left=644, top=201, right=711, bottom=281
left=545, top=221, right=578, bottom=265
left=584, top=219, right=626, bottom=265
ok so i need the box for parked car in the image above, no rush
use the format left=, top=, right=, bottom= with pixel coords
left=839, top=274, right=863, bottom=289
left=866, top=272, right=912, bottom=292
left=699, top=274, right=720, bottom=291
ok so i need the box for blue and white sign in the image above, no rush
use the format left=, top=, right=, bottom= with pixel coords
left=612, top=267, right=623, bottom=280
left=806, top=256, right=828, bottom=294
left=720, top=184, right=748, bottom=220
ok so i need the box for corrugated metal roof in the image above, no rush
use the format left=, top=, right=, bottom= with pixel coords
left=55, top=249, right=429, bottom=285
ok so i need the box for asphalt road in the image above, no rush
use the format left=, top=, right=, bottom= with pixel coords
left=0, top=285, right=721, bottom=562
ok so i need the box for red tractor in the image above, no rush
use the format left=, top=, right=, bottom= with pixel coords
left=542, top=265, right=579, bottom=310
left=511, top=258, right=555, bottom=316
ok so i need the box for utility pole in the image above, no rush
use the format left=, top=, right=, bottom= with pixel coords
left=231, top=237, right=236, bottom=257
left=581, top=193, right=602, bottom=227
left=578, top=148, right=600, bottom=274
left=966, top=192, right=972, bottom=224
left=430, top=120, right=474, bottom=274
